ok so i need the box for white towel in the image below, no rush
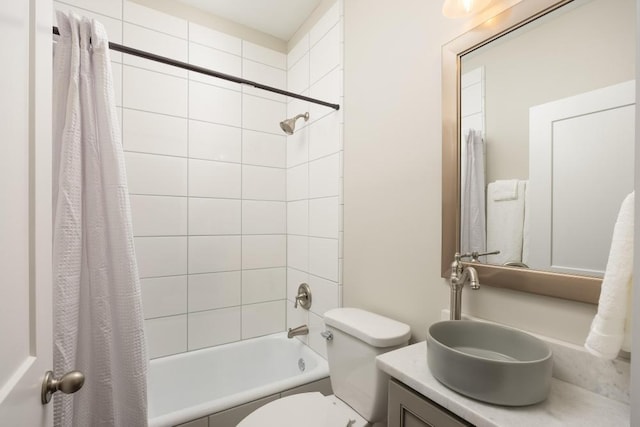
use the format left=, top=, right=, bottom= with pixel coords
left=490, top=179, right=519, bottom=201
left=486, top=180, right=527, bottom=265
left=585, top=191, right=634, bottom=359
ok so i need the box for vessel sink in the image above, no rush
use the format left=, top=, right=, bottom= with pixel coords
left=426, top=320, right=552, bottom=406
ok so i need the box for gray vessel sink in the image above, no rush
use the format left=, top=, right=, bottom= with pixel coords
left=427, top=320, right=552, bottom=406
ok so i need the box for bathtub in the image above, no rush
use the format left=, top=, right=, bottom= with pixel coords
left=147, top=332, right=329, bottom=427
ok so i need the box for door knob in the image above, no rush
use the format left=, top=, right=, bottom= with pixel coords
left=41, top=370, right=85, bottom=404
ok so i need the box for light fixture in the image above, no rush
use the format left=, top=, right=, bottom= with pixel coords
left=442, top=0, right=493, bottom=18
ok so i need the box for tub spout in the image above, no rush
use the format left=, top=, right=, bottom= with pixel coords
left=287, top=325, right=309, bottom=339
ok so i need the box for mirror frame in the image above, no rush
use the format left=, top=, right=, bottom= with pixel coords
left=441, top=0, right=602, bottom=304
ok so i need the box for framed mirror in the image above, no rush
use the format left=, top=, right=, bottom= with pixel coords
left=441, top=0, right=635, bottom=304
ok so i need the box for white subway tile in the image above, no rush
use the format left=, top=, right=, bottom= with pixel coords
left=309, top=154, right=339, bottom=198
left=461, top=82, right=482, bottom=116
left=308, top=275, right=339, bottom=318
left=242, top=268, right=286, bottom=304
left=242, top=130, right=286, bottom=168
left=310, top=3, right=340, bottom=46
left=123, top=1, right=188, bottom=39
left=125, top=152, right=187, bottom=196
left=309, top=113, right=340, bottom=161
left=286, top=123, right=309, bottom=168
left=122, top=109, right=187, bottom=157
left=140, top=275, right=187, bottom=319
left=242, top=235, right=286, bottom=270
left=242, top=166, right=286, bottom=201
left=309, top=197, right=339, bottom=239
left=188, top=42, right=241, bottom=90
left=242, top=95, right=286, bottom=135
left=287, top=235, right=309, bottom=272
left=242, top=301, right=285, bottom=339
left=189, top=120, right=241, bottom=163
left=308, top=312, right=328, bottom=359
left=309, top=237, right=339, bottom=282
left=145, top=315, right=187, bottom=358
left=287, top=53, right=309, bottom=94
left=188, top=198, right=241, bottom=235
left=57, top=0, right=122, bottom=20
left=286, top=164, right=309, bottom=201
left=188, top=22, right=241, bottom=55
left=188, top=271, right=241, bottom=312
left=287, top=200, right=309, bottom=236
left=135, top=236, right=187, bottom=278
left=287, top=268, right=309, bottom=302
left=309, top=67, right=342, bottom=121
left=242, top=60, right=286, bottom=102
left=189, top=159, right=241, bottom=199
left=123, top=66, right=188, bottom=117
left=189, top=81, right=241, bottom=126
left=123, top=23, right=188, bottom=77
left=243, top=41, right=286, bottom=69
left=130, top=195, right=187, bottom=236
left=310, top=25, right=340, bottom=85
left=188, top=307, right=241, bottom=350
left=242, top=201, right=286, bottom=235
left=287, top=301, right=309, bottom=345
left=287, top=34, right=309, bottom=70
left=188, top=236, right=241, bottom=274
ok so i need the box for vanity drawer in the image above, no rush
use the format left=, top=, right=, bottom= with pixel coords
left=388, top=379, right=473, bottom=427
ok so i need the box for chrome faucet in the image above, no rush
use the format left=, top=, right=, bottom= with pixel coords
left=449, top=251, right=498, bottom=320
left=287, top=325, right=309, bottom=339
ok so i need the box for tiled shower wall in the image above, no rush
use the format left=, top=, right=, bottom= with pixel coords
left=285, top=2, right=344, bottom=359
left=54, top=0, right=343, bottom=359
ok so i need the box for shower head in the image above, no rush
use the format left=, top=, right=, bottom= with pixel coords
left=279, top=112, right=309, bottom=135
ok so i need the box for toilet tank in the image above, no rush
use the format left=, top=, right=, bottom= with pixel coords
left=323, top=308, right=411, bottom=423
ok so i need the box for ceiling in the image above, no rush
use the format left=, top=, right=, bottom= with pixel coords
left=175, top=0, right=323, bottom=41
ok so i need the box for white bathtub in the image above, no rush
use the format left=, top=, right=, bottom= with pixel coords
left=147, top=332, right=329, bottom=427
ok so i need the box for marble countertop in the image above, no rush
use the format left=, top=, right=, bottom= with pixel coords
left=376, top=342, right=630, bottom=427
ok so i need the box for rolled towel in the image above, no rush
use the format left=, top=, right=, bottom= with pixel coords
left=490, top=179, right=519, bottom=201
left=585, top=191, right=634, bottom=359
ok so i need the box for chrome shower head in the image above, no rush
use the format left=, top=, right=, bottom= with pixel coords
left=279, top=112, right=309, bottom=135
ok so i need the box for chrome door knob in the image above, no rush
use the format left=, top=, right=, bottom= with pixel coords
left=41, top=370, right=85, bottom=404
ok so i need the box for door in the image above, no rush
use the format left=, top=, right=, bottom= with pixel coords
left=527, top=80, right=635, bottom=276
left=0, top=0, right=53, bottom=425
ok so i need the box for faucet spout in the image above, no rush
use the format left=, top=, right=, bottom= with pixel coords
left=287, top=325, right=309, bottom=339
left=449, top=252, right=482, bottom=320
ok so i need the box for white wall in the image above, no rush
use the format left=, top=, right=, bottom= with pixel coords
left=343, top=0, right=600, bottom=346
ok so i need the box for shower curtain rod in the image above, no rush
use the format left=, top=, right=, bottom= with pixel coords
left=52, top=26, right=340, bottom=111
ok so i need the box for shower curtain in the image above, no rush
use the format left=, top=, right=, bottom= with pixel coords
left=460, top=129, right=486, bottom=256
left=52, top=12, right=147, bottom=427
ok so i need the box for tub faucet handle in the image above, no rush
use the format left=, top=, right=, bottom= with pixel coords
left=293, top=283, right=312, bottom=309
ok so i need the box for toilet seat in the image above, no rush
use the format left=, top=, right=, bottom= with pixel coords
left=237, top=392, right=369, bottom=427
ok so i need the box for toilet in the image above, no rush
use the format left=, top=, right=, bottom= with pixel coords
left=238, top=308, right=411, bottom=427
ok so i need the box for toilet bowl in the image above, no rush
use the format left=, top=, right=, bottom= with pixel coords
left=237, top=308, right=411, bottom=427
left=238, top=392, right=369, bottom=427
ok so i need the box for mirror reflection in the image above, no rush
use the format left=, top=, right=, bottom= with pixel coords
left=459, top=0, right=635, bottom=277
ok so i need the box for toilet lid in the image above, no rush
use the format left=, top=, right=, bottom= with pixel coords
left=237, top=393, right=369, bottom=427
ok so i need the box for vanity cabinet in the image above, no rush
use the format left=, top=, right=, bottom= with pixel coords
left=388, top=379, right=473, bottom=427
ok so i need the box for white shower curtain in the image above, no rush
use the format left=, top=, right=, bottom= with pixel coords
left=460, top=129, right=486, bottom=256
left=52, top=12, right=148, bottom=427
